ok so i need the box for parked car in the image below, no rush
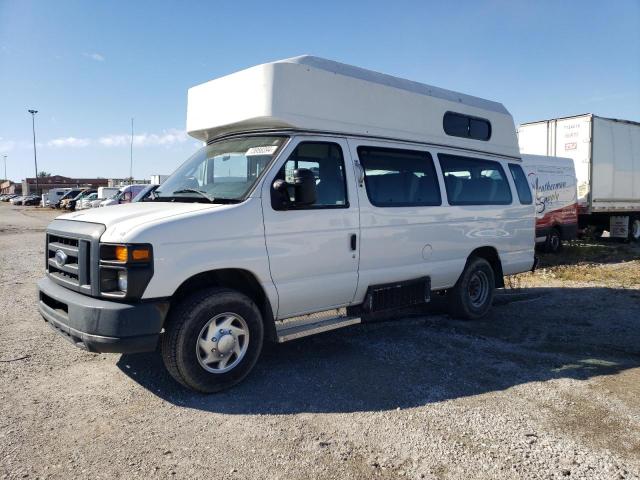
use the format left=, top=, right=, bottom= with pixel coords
left=56, top=189, right=85, bottom=209
left=43, top=188, right=72, bottom=208
left=0, top=194, right=18, bottom=202
left=9, top=196, right=25, bottom=205
left=22, top=195, right=42, bottom=206
left=521, top=155, right=578, bottom=252
left=99, top=184, right=147, bottom=206
left=37, top=56, right=535, bottom=393
left=77, top=192, right=98, bottom=210
left=65, top=189, right=97, bottom=211
left=132, top=184, right=159, bottom=202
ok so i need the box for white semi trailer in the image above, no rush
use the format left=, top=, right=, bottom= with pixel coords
left=518, top=114, right=640, bottom=241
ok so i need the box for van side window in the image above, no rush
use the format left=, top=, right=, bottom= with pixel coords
left=357, top=147, right=441, bottom=207
left=443, top=112, right=491, bottom=141
left=439, top=154, right=512, bottom=205
left=508, top=164, right=533, bottom=205
left=274, top=142, right=348, bottom=209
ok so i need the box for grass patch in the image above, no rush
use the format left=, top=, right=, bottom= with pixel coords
left=506, top=240, right=640, bottom=289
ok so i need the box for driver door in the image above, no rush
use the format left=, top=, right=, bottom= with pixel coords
left=261, top=136, right=360, bottom=319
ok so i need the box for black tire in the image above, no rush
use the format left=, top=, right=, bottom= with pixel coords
left=629, top=217, right=640, bottom=243
left=448, top=257, right=495, bottom=320
left=161, top=288, right=264, bottom=393
left=544, top=228, right=562, bottom=253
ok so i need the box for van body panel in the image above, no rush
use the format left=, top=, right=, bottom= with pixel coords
left=112, top=198, right=278, bottom=312
left=347, top=136, right=534, bottom=301
left=260, top=135, right=360, bottom=319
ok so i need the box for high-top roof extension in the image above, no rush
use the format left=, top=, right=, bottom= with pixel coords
left=187, top=55, right=519, bottom=158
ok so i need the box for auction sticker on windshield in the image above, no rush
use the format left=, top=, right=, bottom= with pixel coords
left=245, top=145, right=279, bottom=156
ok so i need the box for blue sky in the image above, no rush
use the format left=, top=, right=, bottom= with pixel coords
left=1, top=0, right=638, bottom=182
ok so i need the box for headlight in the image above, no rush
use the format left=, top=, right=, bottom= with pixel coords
left=117, top=271, right=128, bottom=291
left=99, top=243, right=153, bottom=299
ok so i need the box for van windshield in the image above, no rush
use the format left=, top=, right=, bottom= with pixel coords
left=154, top=135, right=287, bottom=203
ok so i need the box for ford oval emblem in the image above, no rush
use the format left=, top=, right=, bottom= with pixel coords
left=55, top=249, right=68, bottom=268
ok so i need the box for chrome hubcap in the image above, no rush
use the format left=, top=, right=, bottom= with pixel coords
left=196, top=313, right=249, bottom=374
left=468, top=270, right=490, bottom=308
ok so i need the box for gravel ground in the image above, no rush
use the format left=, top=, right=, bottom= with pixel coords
left=1, top=203, right=639, bottom=479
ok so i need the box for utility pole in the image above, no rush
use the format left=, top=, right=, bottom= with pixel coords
left=28, top=109, right=39, bottom=195
left=129, top=117, right=134, bottom=184
left=2, top=154, right=6, bottom=182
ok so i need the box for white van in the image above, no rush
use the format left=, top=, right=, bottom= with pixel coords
left=43, top=188, right=72, bottom=208
left=37, top=56, right=535, bottom=392
left=521, top=155, right=578, bottom=252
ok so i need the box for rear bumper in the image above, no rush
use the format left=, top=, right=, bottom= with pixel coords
left=38, top=276, right=169, bottom=353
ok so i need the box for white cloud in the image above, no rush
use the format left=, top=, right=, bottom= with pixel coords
left=41, top=129, right=188, bottom=149
left=84, top=52, right=105, bottom=62
left=98, top=129, right=188, bottom=148
left=0, top=138, right=16, bottom=152
left=47, top=137, right=91, bottom=148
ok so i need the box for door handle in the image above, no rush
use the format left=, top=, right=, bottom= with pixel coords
left=350, top=234, right=357, bottom=251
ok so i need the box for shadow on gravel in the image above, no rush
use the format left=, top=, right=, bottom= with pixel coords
left=117, top=286, right=640, bottom=414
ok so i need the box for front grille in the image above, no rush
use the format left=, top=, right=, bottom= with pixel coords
left=47, top=233, right=91, bottom=289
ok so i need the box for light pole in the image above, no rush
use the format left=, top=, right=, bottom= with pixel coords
left=129, top=117, right=134, bottom=184
left=2, top=154, right=6, bottom=182
left=28, top=109, right=39, bottom=195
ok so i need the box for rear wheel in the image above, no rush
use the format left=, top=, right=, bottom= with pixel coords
left=161, top=288, right=264, bottom=393
left=545, top=228, right=562, bottom=253
left=448, top=257, right=495, bottom=320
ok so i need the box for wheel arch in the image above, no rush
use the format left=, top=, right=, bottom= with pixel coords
left=467, top=246, right=505, bottom=288
left=170, top=268, right=277, bottom=342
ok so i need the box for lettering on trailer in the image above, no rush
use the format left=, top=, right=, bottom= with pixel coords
left=528, top=174, right=568, bottom=215
left=565, top=142, right=577, bottom=150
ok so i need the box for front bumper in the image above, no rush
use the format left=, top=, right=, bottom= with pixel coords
left=38, top=276, right=169, bottom=353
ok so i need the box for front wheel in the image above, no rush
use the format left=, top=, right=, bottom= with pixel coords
left=448, top=257, right=495, bottom=320
left=161, top=288, right=264, bottom=393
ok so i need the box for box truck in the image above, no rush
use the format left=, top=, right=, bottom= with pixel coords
left=37, top=56, right=535, bottom=392
left=518, top=114, right=640, bottom=241
left=521, top=155, right=577, bottom=252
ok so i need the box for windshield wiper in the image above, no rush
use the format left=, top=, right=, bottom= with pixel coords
left=170, top=189, right=216, bottom=202
left=153, top=189, right=242, bottom=204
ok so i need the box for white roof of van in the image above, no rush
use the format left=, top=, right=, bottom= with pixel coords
left=187, top=55, right=519, bottom=157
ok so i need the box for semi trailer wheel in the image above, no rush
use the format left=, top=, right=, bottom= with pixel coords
left=161, top=288, right=264, bottom=393
left=448, top=257, right=495, bottom=320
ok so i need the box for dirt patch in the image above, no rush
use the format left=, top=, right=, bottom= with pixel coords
left=1, top=203, right=639, bottom=480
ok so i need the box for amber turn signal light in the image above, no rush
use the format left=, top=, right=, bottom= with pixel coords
left=113, top=245, right=128, bottom=262
left=131, top=248, right=151, bottom=261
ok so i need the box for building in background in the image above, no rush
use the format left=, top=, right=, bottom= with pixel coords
left=107, top=178, right=150, bottom=187
left=150, top=174, right=168, bottom=185
left=21, top=176, right=109, bottom=195
left=0, top=180, right=22, bottom=195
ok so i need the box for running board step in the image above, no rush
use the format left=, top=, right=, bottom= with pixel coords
left=276, top=315, right=361, bottom=343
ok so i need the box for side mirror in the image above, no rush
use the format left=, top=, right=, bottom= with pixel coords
left=292, top=168, right=316, bottom=206
left=271, top=179, right=290, bottom=210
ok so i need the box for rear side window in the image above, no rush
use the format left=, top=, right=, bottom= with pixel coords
left=443, top=112, right=491, bottom=141
left=439, top=154, right=512, bottom=205
left=508, top=163, right=533, bottom=204
left=357, top=147, right=441, bottom=207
